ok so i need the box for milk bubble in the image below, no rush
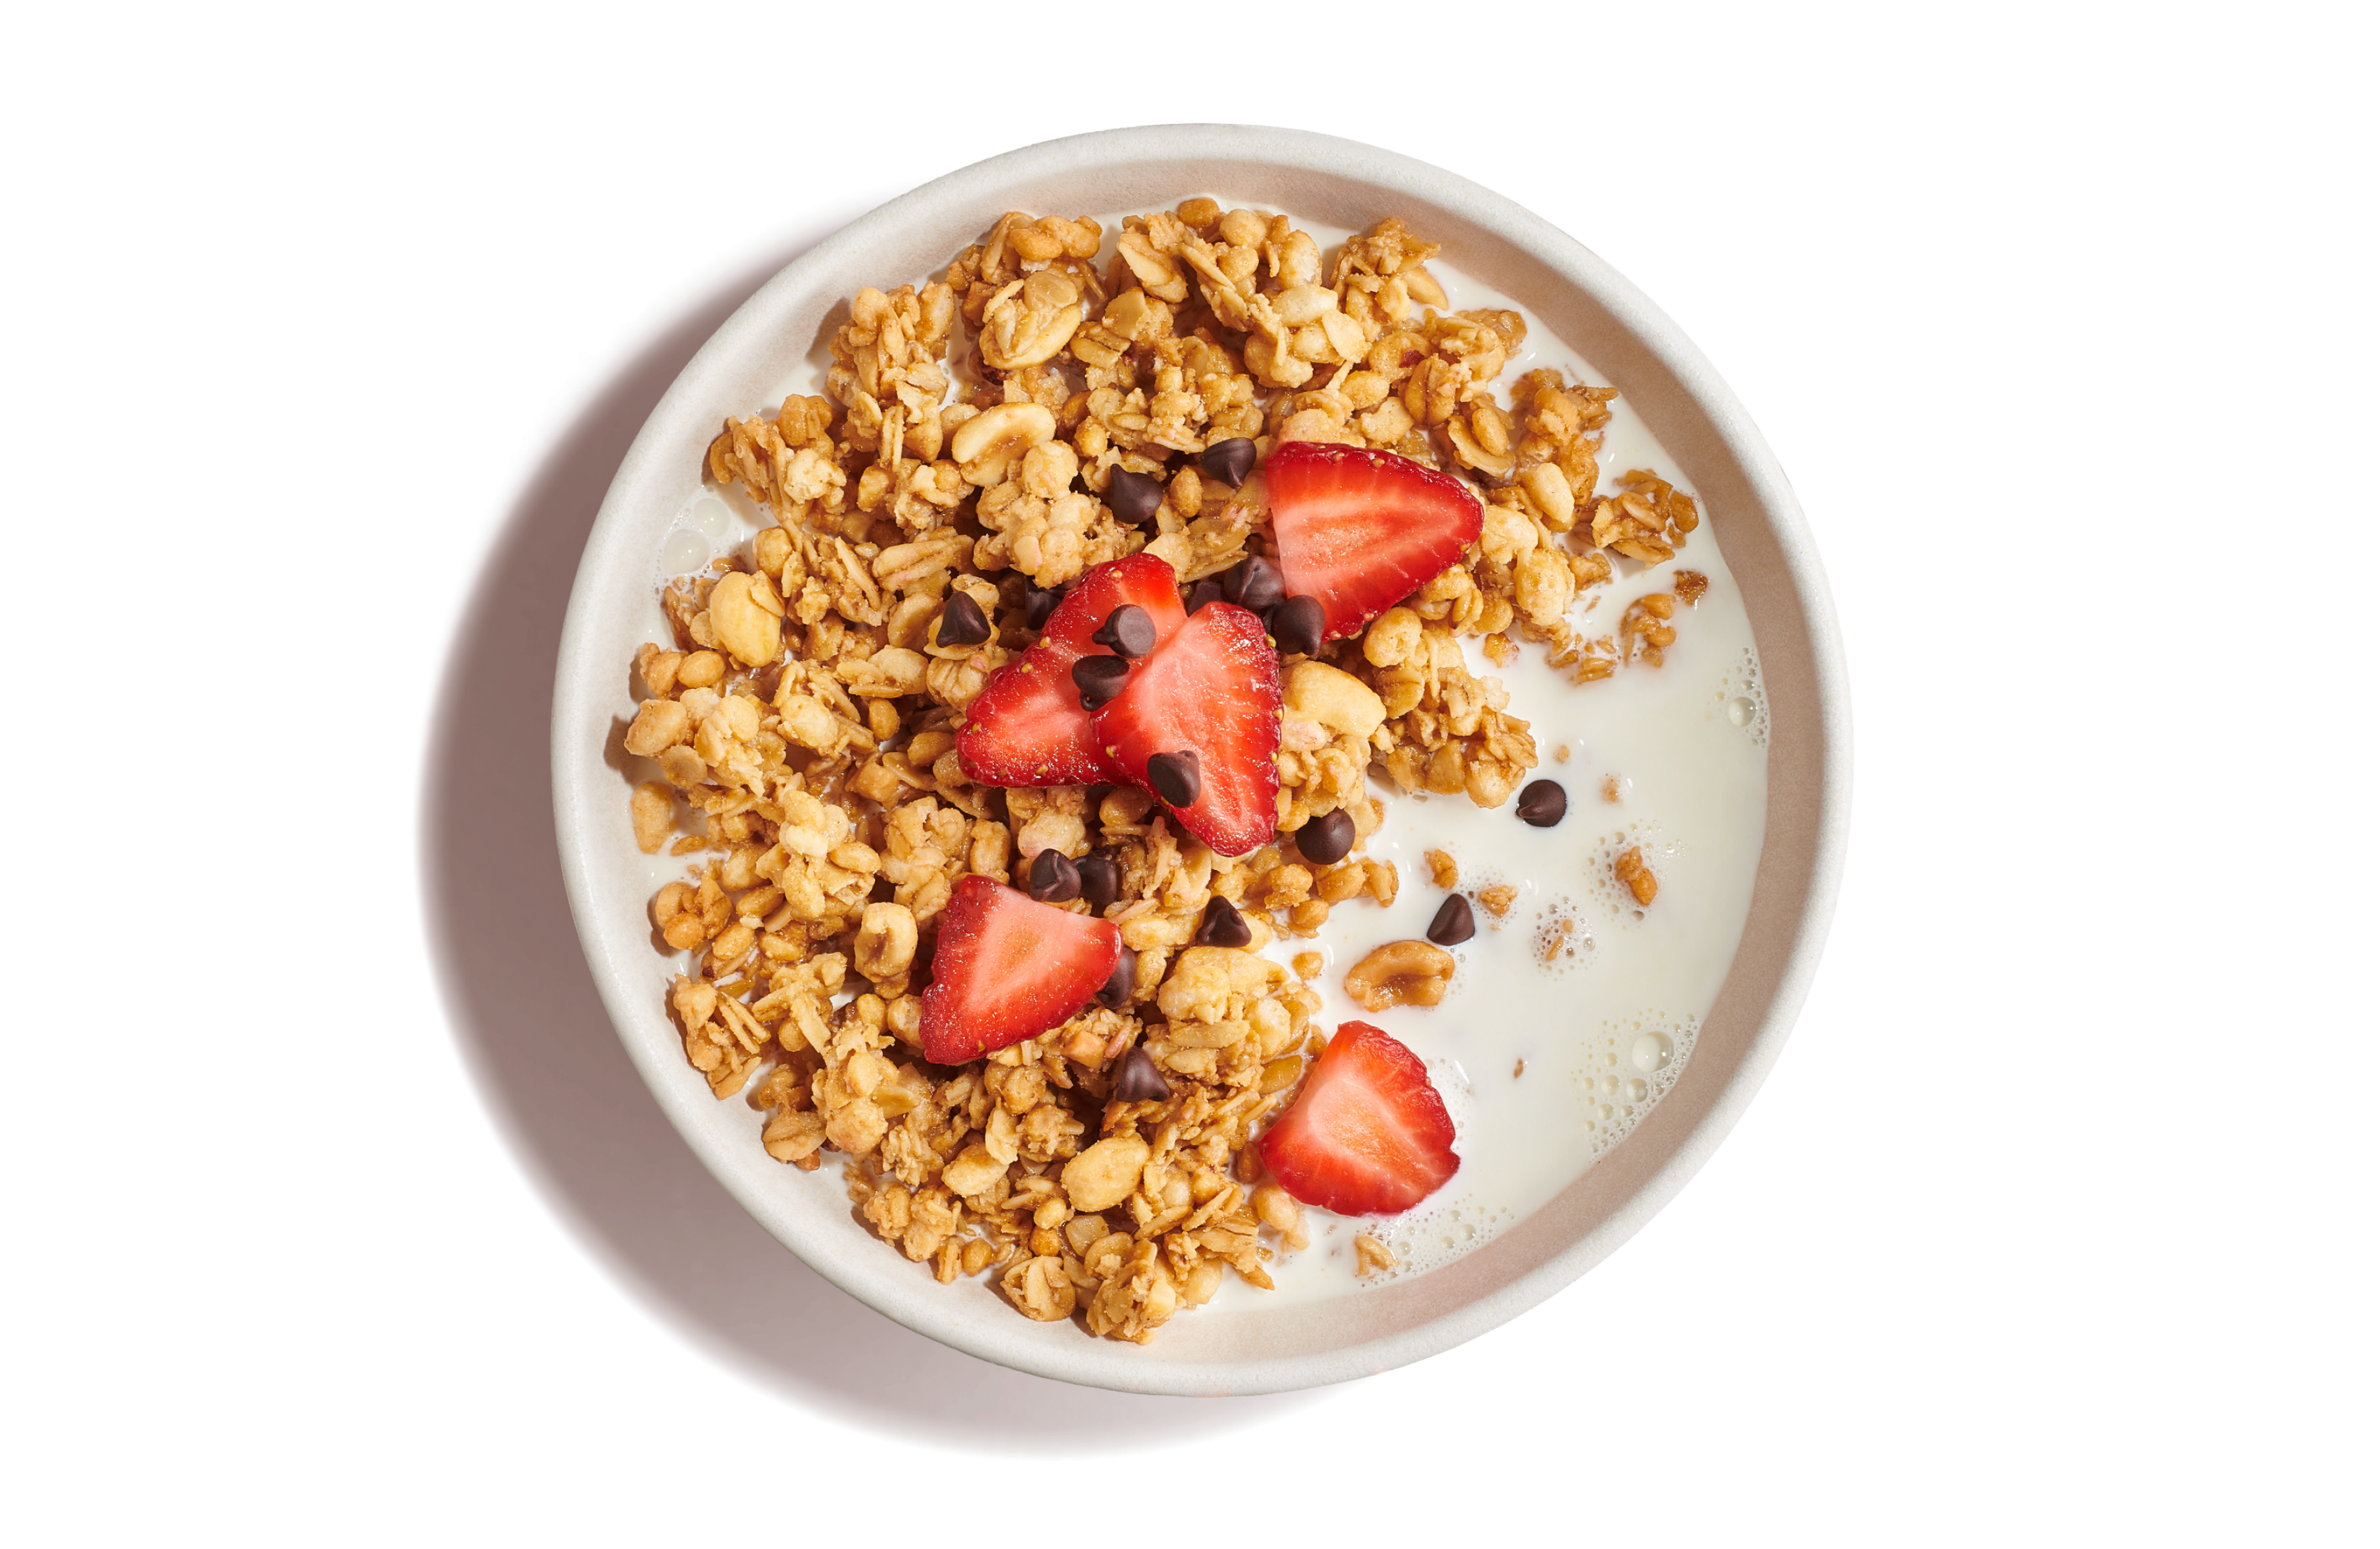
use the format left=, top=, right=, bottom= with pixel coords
left=658, top=528, right=708, bottom=575
left=1631, top=1031, right=1675, bottom=1073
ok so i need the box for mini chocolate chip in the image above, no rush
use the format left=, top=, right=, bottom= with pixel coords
left=1023, top=585, right=1060, bottom=631
left=1192, top=894, right=1252, bottom=947
left=933, top=591, right=989, bottom=648
left=1427, top=893, right=1476, bottom=946
left=1186, top=579, right=1225, bottom=613
left=1269, top=594, right=1324, bottom=656
left=1072, top=654, right=1130, bottom=709
left=1026, top=846, right=1081, bottom=903
left=1096, top=947, right=1140, bottom=1011
left=1091, top=603, right=1156, bottom=659
left=1226, top=555, right=1285, bottom=612
left=1145, top=748, right=1201, bottom=808
left=1077, top=849, right=1122, bottom=913
left=1199, top=437, right=1256, bottom=488
left=1295, top=808, right=1355, bottom=865
left=1106, top=468, right=1165, bottom=527
left=1517, top=779, right=1569, bottom=827
left=1110, top=1041, right=1171, bottom=1099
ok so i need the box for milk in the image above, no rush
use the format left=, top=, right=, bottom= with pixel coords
left=632, top=207, right=1770, bottom=1309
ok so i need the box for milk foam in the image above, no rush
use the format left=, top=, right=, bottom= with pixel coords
left=628, top=205, right=1771, bottom=1312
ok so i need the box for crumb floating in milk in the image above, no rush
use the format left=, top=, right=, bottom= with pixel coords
left=613, top=201, right=1768, bottom=1339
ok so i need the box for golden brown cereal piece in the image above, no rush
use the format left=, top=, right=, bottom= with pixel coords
left=1673, top=569, right=1709, bottom=607
left=1620, top=592, right=1678, bottom=667
left=1062, top=1134, right=1150, bottom=1212
left=1426, top=849, right=1458, bottom=890
left=622, top=698, right=690, bottom=758
left=1615, top=846, right=1659, bottom=907
left=1342, top=940, right=1455, bottom=1013
left=1354, top=1234, right=1398, bottom=1276
left=1478, top=884, right=1518, bottom=919
left=630, top=782, right=675, bottom=854
left=1002, top=1257, right=1077, bottom=1322
left=707, top=573, right=782, bottom=667
left=1251, top=1184, right=1308, bottom=1251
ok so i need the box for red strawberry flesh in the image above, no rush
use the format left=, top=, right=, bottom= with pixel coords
left=1266, top=441, right=1484, bottom=642
left=920, top=875, right=1122, bottom=1064
left=957, top=553, right=1185, bottom=787
left=1092, top=600, right=1281, bottom=858
left=1257, top=1020, right=1460, bottom=1216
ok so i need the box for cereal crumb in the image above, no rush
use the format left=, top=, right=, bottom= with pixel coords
left=1343, top=940, right=1455, bottom=1012
left=1553, top=744, right=1572, bottom=764
left=1478, top=884, right=1518, bottom=919
left=1673, top=569, right=1708, bottom=606
left=1615, top=846, right=1659, bottom=906
left=1539, top=916, right=1573, bottom=963
left=1602, top=775, right=1623, bottom=804
left=1512, top=1058, right=1526, bottom=1078
left=1354, top=1234, right=1398, bottom=1276
left=1292, top=950, right=1324, bottom=981
left=1426, top=849, right=1458, bottom=890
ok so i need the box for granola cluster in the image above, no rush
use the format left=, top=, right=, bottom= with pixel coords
left=621, top=202, right=1704, bottom=1342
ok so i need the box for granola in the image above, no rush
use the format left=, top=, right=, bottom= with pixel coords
left=615, top=202, right=1709, bottom=1343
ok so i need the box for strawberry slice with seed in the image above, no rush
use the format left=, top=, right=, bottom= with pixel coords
left=956, top=554, right=1186, bottom=786
left=1258, top=1020, right=1460, bottom=1216
left=1092, top=600, right=1281, bottom=858
left=919, top=875, right=1122, bottom=1064
left=1266, top=441, right=1484, bottom=642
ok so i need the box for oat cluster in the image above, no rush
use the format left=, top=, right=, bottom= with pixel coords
left=620, top=201, right=1702, bottom=1342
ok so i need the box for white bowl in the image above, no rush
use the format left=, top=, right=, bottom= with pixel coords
left=550, top=124, right=1849, bottom=1395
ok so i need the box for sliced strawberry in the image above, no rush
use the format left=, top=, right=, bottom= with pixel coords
left=1092, top=601, right=1281, bottom=858
left=920, top=875, right=1122, bottom=1064
left=1266, top=441, right=1484, bottom=642
left=956, top=553, right=1186, bottom=786
left=1258, top=1020, right=1460, bottom=1216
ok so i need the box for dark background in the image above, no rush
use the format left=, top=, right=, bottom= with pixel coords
left=400, top=118, right=1904, bottom=1465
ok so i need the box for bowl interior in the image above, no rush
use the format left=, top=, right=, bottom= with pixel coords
left=551, top=125, right=1846, bottom=1395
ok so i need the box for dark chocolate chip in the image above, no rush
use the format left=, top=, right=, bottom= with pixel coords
left=1110, top=1042, right=1171, bottom=1100
left=1269, top=594, right=1324, bottom=657
left=1026, top=846, right=1081, bottom=904
left=1295, top=808, right=1355, bottom=865
left=1427, top=893, right=1476, bottom=946
left=1106, top=468, right=1165, bottom=527
left=933, top=591, right=989, bottom=648
left=1225, top=555, right=1285, bottom=612
left=1072, top=654, right=1130, bottom=709
left=1023, top=585, right=1060, bottom=631
left=1192, top=894, right=1252, bottom=948
left=1091, top=603, right=1156, bottom=659
left=1517, top=779, right=1568, bottom=827
left=1077, top=849, right=1122, bottom=913
left=1199, top=437, right=1257, bottom=488
left=1096, top=947, right=1140, bottom=1011
left=1186, top=579, right=1225, bottom=614
left=1146, top=748, right=1201, bottom=808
